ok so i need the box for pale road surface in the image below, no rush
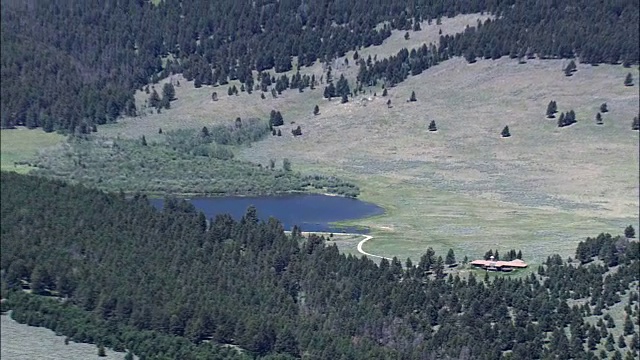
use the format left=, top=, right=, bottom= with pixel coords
left=295, top=231, right=392, bottom=260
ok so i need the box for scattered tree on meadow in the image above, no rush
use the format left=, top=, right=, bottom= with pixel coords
left=270, top=110, right=284, bottom=127
left=291, top=126, right=302, bottom=136
left=386, top=99, right=392, bottom=108
left=313, top=105, right=319, bottom=115
left=428, top=120, right=437, bottom=132
left=235, top=117, right=242, bottom=129
left=149, top=89, right=161, bottom=109
left=404, top=32, right=410, bottom=40
left=324, top=83, right=336, bottom=99
left=546, top=100, right=558, bottom=118
left=277, top=129, right=282, bottom=136
left=633, top=116, right=640, bottom=130
left=625, top=225, right=636, bottom=238
left=558, top=110, right=577, bottom=127
left=382, top=88, right=388, bottom=97
left=409, top=91, right=417, bottom=102
left=501, top=126, right=511, bottom=137
left=201, top=126, right=210, bottom=137
left=158, top=128, right=163, bottom=134
left=141, top=135, right=147, bottom=146
left=564, top=60, right=577, bottom=76
left=596, top=112, right=603, bottom=125
left=162, top=83, right=176, bottom=101
left=624, top=73, right=634, bottom=86
left=282, top=158, right=291, bottom=171
left=98, top=344, right=106, bottom=357
left=211, top=92, right=218, bottom=101
left=341, top=93, right=348, bottom=104
left=600, top=103, right=608, bottom=113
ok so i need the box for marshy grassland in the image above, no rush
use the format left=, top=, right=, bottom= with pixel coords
left=3, top=14, right=638, bottom=265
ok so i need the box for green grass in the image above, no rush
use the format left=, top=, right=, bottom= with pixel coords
left=18, top=14, right=640, bottom=266
left=0, top=129, right=64, bottom=174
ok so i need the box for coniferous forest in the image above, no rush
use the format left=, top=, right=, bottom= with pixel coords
left=1, top=172, right=639, bottom=359
left=1, top=0, right=638, bottom=132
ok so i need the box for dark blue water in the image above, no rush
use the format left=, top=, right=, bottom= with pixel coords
left=149, top=194, right=384, bottom=233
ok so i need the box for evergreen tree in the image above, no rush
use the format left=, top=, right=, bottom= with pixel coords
left=386, top=99, right=392, bottom=108
left=382, top=88, right=388, bottom=97
left=428, top=120, right=437, bottom=132
left=624, top=315, right=635, bottom=335
left=624, top=73, right=634, bottom=86
left=632, top=116, right=640, bottom=130
left=546, top=100, right=558, bottom=118
left=618, top=335, right=627, bottom=348
left=501, top=126, right=511, bottom=137
left=596, top=112, right=603, bottom=125
left=409, top=91, right=417, bottom=102
left=445, top=249, right=456, bottom=265
left=404, top=32, right=410, bottom=40
left=125, top=352, right=134, bottom=360
left=98, top=344, right=106, bottom=357
left=149, top=89, right=161, bottom=109
left=341, top=93, right=348, bottom=104
left=313, top=105, right=319, bottom=115
left=291, top=126, right=302, bottom=136
left=625, top=225, right=635, bottom=238
left=282, top=158, right=291, bottom=171
left=141, top=135, right=147, bottom=146
left=564, top=60, right=577, bottom=76
left=600, top=103, right=608, bottom=113
left=162, top=83, right=176, bottom=101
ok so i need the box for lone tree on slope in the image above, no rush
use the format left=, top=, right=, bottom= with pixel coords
left=428, top=120, right=437, bottom=132
left=624, top=73, right=634, bottom=86
left=596, top=112, right=603, bottom=125
left=625, top=225, right=635, bottom=238
left=600, top=103, right=608, bottom=113
left=632, top=116, right=639, bottom=130
left=409, top=91, right=417, bottom=102
left=313, top=105, right=320, bottom=115
left=546, top=100, right=558, bottom=118
left=501, top=126, right=511, bottom=138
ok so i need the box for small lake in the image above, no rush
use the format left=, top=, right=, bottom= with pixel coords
left=149, top=194, right=384, bottom=233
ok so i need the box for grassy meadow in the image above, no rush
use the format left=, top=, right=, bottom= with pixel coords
left=5, top=14, right=639, bottom=265
left=1, top=313, right=136, bottom=360
left=0, top=129, right=63, bottom=174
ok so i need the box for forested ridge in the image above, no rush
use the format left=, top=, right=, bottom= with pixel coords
left=1, top=172, right=639, bottom=359
left=2, top=0, right=638, bottom=132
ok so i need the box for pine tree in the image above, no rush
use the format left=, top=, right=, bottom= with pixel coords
left=564, top=60, right=577, bottom=76
left=445, top=249, right=456, bottom=265
left=313, top=105, right=319, bottom=115
left=409, top=91, right=417, bottom=102
left=382, top=88, right=388, bottom=97
left=501, top=126, right=511, bottom=137
left=404, top=32, right=410, bottom=40
left=141, top=135, right=147, bottom=146
left=125, top=352, right=134, bottom=360
left=149, top=89, right=161, bottom=109
left=624, top=315, right=636, bottom=335
left=341, top=93, right=348, bottom=104
left=387, top=99, right=392, bottom=108
left=162, top=83, right=176, bottom=101
left=624, top=73, right=634, bottom=86
left=625, top=225, right=635, bottom=238
left=632, top=116, right=639, bottom=131
left=428, top=120, right=437, bottom=132
left=546, top=100, right=557, bottom=118
left=618, top=335, right=627, bottom=348
left=98, top=344, right=106, bottom=357
left=596, top=112, right=603, bottom=125
left=600, top=103, right=608, bottom=113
